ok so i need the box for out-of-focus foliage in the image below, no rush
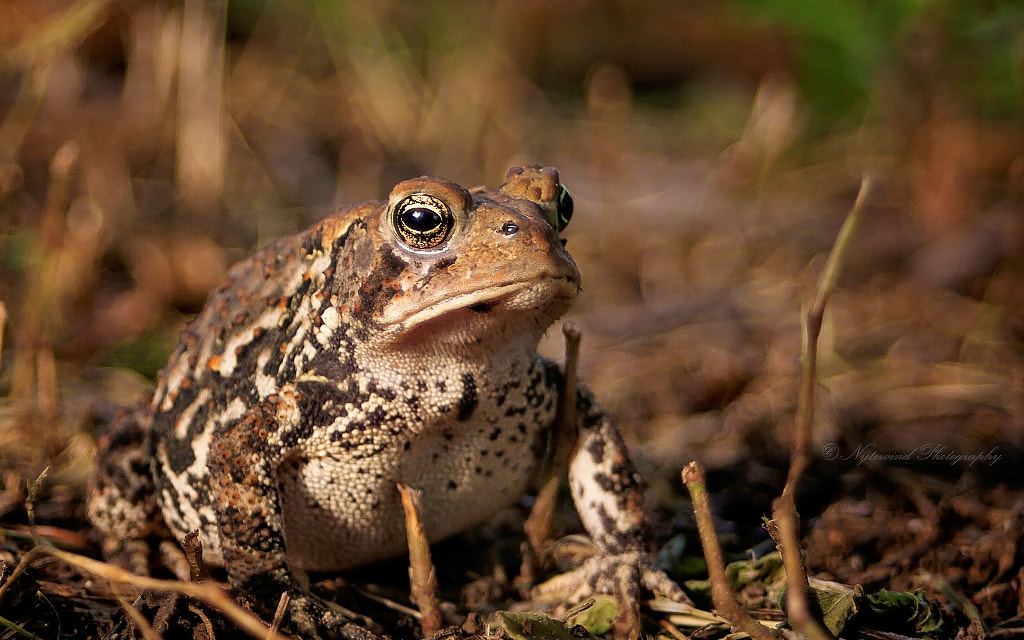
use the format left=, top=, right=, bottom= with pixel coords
left=728, top=0, right=1024, bottom=127
left=731, top=0, right=916, bottom=122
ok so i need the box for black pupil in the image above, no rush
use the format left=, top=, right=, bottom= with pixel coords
left=402, top=207, right=442, bottom=232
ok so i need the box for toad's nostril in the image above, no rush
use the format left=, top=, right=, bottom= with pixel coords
left=501, top=221, right=519, bottom=236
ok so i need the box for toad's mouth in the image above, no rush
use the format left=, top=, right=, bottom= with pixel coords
left=385, top=276, right=579, bottom=330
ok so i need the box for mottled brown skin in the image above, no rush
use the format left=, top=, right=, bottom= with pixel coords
left=88, top=166, right=687, bottom=639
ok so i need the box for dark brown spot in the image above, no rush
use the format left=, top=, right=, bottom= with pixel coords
left=457, top=373, right=477, bottom=421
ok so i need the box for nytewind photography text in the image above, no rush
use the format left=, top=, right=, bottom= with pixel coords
left=821, top=442, right=1003, bottom=468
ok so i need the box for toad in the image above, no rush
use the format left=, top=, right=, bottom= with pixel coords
left=88, top=166, right=687, bottom=638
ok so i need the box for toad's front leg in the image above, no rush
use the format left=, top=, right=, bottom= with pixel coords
left=533, top=388, right=690, bottom=638
left=209, top=400, right=379, bottom=640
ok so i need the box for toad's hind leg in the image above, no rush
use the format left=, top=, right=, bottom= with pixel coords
left=87, top=406, right=160, bottom=576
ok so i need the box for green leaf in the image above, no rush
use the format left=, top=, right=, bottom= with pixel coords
left=808, top=583, right=859, bottom=636
left=494, top=611, right=599, bottom=640
left=568, top=595, right=618, bottom=636
left=862, top=589, right=951, bottom=638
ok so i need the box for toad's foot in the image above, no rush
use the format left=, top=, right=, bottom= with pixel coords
left=281, top=592, right=383, bottom=640
left=531, top=551, right=691, bottom=639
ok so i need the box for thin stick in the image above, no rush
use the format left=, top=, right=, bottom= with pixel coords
left=771, top=174, right=872, bottom=640
left=398, top=483, right=442, bottom=636
left=519, top=321, right=582, bottom=588
left=557, top=321, right=582, bottom=452
left=682, top=462, right=777, bottom=640
left=0, top=301, right=7, bottom=372
left=114, top=591, right=161, bottom=640
left=268, top=591, right=290, bottom=640
left=189, top=604, right=218, bottom=639
left=791, top=175, right=871, bottom=466
left=0, top=545, right=285, bottom=640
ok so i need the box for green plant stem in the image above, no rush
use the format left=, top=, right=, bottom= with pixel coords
left=772, top=173, right=872, bottom=640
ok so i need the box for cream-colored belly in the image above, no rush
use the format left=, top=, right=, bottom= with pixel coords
left=280, top=426, right=543, bottom=572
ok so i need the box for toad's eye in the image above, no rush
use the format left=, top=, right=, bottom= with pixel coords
left=555, top=184, right=573, bottom=231
left=393, top=194, right=454, bottom=250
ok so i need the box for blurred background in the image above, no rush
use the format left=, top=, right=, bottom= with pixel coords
left=1, top=0, right=1023, bottom=631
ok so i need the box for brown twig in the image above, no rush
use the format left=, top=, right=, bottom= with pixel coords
left=682, top=462, right=777, bottom=640
left=189, top=603, right=218, bottom=639
left=182, top=529, right=212, bottom=582
left=770, top=174, right=872, bottom=640
left=556, top=321, right=582, bottom=452
left=791, top=174, right=871, bottom=470
left=398, top=483, right=442, bottom=636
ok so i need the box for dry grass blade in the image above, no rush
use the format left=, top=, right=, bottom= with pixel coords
left=0, top=301, right=6, bottom=374
left=2, top=0, right=114, bottom=68
left=682, top=461, right=778, bottom=640
left=770, top=174, right=873, bottom=640
left=0, top=15, right=93, bottom=197
left=659, top=618, right=691, bottom=640
left=10, top=142, right=81, bottom=456
left=0, top=545, right=286, bottom=640
left=0, top=613, right=46, bottom=640
left=176, top=0, right=227, bottom=214
left=353, top=585, right=420, bottom=619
